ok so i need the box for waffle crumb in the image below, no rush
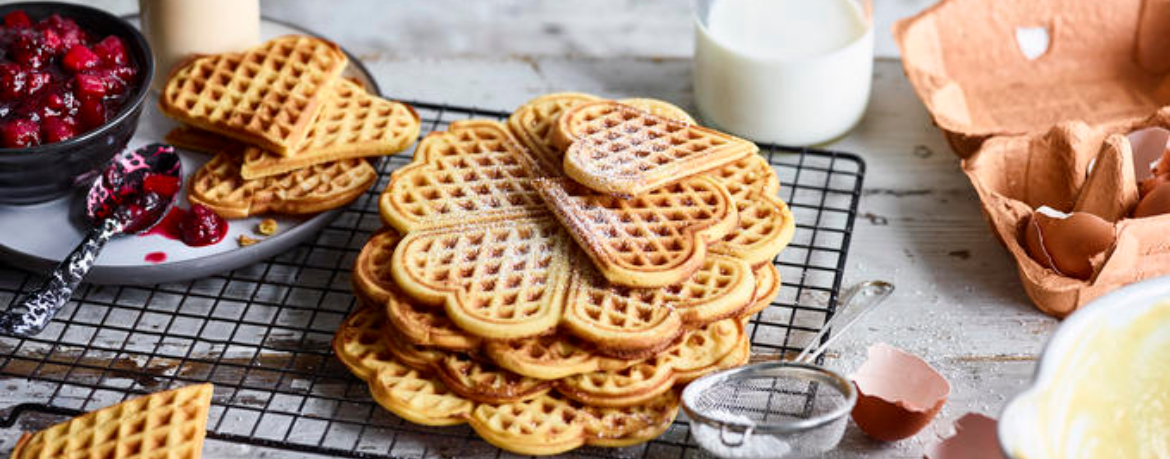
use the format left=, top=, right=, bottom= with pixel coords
left=258, top=218, right=279, bottom=235
left=238, top=234, right=259, bottom=247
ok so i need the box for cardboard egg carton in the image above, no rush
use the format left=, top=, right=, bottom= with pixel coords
left=896, top=0, right=1170, bottom=316
left=964, top=109, right=1170, bottom=317
left=894, top=0, right=1170, bottom=158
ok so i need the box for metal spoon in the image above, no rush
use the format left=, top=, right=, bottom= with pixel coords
left=0, top=143, right=181, bottom=337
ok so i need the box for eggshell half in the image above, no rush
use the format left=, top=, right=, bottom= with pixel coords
left=924, top=413, right=1007, bottom=459
left=1022, top=207, right=1115, bottom=280
left=850, top=343, right=950, bottom=442
left=1073, top=134, right=1137, bottom=222
left=1126, top=127, right=1170, bottom=181
left=1134, top=181, right=1170, bottom=218
left=1139, top=172, right=1170, bottom=197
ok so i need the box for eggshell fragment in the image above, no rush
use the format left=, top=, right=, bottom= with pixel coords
left=1022, top=207, right=1115, bottom=280
left=1125, top=127, right=1170, bottom=181
left=924, top=413, right=1007, bottom=459
left=1134, top=182, right=1170, bottom=218
left=850, top=343, right=950, bottom=442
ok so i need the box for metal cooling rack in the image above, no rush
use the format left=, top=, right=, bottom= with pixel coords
left=0, top=100, right=865, bottom=459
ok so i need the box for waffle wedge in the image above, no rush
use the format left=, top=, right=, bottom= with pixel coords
left=379, top=120, right=551, bottom=233
left=10, top=384, right=213, bottom=459
left=160, top=35, right=347, bottom=155
left=188, top=152, right=376, bottom=218
left=554, top=318, right=743, bottom=407
left=507, top=92, right=601, bottom=174
left=617, top=97, right=695, bottom=124
left=555, top=101, right=757, bottom=197
left=743, top=263, right=782, bottom=320
left=534, top=176, right=737, bottom=288
left=240, top=79, right=420, bottom=179
left=482, top=333, right=643, bottom=380
left=386, top=292, right=481, bottom=352
left=165, top=125, right=241, bottom=155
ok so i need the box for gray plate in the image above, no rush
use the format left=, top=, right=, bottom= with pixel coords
left=0, top=17, right=381, bottom=285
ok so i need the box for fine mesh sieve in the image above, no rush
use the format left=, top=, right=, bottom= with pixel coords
left=682, top=281, right=894, bottom=458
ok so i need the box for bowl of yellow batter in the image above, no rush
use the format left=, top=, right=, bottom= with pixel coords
left=999, top=275, right=1170, bottom=459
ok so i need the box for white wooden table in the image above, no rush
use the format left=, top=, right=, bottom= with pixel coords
left=0, top=1, right=1058, bottom=457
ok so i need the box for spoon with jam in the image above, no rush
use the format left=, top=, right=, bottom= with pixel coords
left=0, top=143, right=180, bottom=336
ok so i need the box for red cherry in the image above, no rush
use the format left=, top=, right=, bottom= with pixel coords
left=40, top=28, right=61, bottom=54
left=0, top=64, right=26, bottom=101
left=3, top=118, right=40, bottom=148
left=40, top=116, right=75, bottom=143
left=93, top=36, right=128, bottom=66
left=11, top=33, right=47, bottom=68
left=4, top=11, right=31, bottom=29
left=62, top=44, right=100, bottom=72
left=78, top=98, right=105, bottom=128
left=75, top=73, right=106, bottom=99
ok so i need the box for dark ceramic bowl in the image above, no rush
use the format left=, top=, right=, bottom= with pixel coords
left=0, top=2, right=153, bottom=205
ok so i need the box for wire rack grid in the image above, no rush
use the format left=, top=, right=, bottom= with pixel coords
left=0, top=100, right=865, bottom=459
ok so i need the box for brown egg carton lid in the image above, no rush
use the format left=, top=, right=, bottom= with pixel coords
left=894, top=0, right=1170, bottom=157
left=963, top=108, right=1170, bottom=317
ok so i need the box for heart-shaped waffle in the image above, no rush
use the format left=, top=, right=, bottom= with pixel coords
left=386, top=292, right=482, bottom=352
left=560, top=252, right=754, bottom=357
left=160, top=35, right=347, bottom=155
left=506, top=92, right=602, bottom=174
left=390, top=217, right=574, bottom=340
left=554, top=100, right=757, bottom=197
left=335, top=307, right=679, bottom=454
left=188, top=152, right=377, bottom=218
left=333, top=306, right=473, bottom=426
left=743, top=263, right=782, bottom=321
left=11, top=384, right=213, bottom=459
left=434, top=353, right=553, bottom=404
left=535, top=175, right=737, bottom=288
left=379, top=120, right=551, bottom=232
left=554, top=318, right=743, bottom=407
left=482, top=333, right=643, bottom=380
left=352, top=229, right=401, bottom=306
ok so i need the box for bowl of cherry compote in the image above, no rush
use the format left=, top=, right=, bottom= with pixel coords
left=0, top=2, right=152, bottom=205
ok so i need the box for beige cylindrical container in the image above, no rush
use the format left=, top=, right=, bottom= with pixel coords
left=693, top=0, right=874, bottom=146
left=139, top=0, right=261, bottom=90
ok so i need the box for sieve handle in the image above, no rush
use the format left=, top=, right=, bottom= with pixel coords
left=719, top=423, right=754, bottom=447
left=795, top=280, right=894, bottom=364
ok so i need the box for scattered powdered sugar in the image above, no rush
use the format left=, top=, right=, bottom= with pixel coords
left=691, top=411, right=793, bottom=459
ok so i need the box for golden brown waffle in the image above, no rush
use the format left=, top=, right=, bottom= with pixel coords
left=709, top=154, right=781, bottom=201
left=742, top=263, right=782, bottom=320
left=467, top=391, right=679, bottom=456
left=382, top=321, right=445, bottom=372
left=333, top=306, right=473, bottom=426
left=335, top=306, right=679, bottom=453
left=561, top=252, right=754, bottom=357
left=617, top=98, right=696, bottom=124
left=554, top=100, right=757, bottom=197
left=433, top=353, right=553, bottom=404
left=240, top=79, right=421, bottom=179
left=482, top=333, right=642, bottom=380
left=165, top=125, right=241, bottom=154
left=554, top=319, right=742, bottom=407
left=386, top=292, right=481, bottom=352
left=392, top=216, right=754, bottom=355
left=711, top=192, right=796, bottom=266
left=10, top=384, right=212, bottom=459
left=391, top=217, right=574, bottom=340
left=351, top=229, right=401, bottom=306
left=506, top=92, right=602, bottom=174
left=535, top=176, right=737, bottom=288
left=160, top=35, right=347, bottom=155
left=379, top=120, right=551, bottom=233
left=188, top=152, right=376, bottom=219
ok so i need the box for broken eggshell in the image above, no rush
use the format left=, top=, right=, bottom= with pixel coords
left=1023, top=206, right=1115, bottom=280
left=1125, top=127, right=1170, bottom=181
left=925, top=413, right=1007, bottom=459
left=1134, top=181, right=1170, bottom=218
left=1073, top=134, right=1138, bottom=221
left=850, top=343, right=950, bottom=442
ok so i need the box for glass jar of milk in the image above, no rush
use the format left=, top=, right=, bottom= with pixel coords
left=693, top=0, right=873, bottom=145
left=139, top=0, right=261, bottom=91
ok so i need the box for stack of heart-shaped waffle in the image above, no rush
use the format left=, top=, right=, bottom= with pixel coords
left=157, top=35, right=421, bottom=218
left=338, top=93, right=795, bottom=455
